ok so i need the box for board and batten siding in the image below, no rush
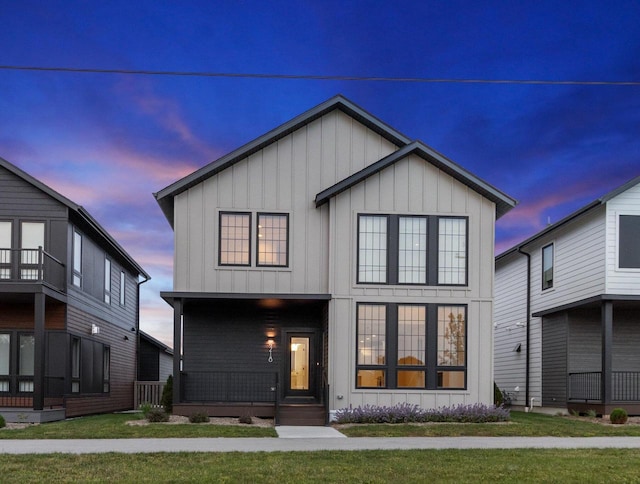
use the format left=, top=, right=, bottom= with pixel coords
left=327, top=154, right=497, bottom=409
left=173, top=109, right=399, bottom=294
left=605, top=181, right=640, bottom=294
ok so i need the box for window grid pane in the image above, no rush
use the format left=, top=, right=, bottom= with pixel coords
left=398, top=217, right=427, bottom=283
left=437, top=306, right=466, bottom=366
left=220, top=213, right=251, bottom=265
left=257, top=214, right=288, bottom=266
left=0, top=222, right=11, bottom=280
left=438, top=218, right=466, bottom=285
left=19, top=334, right=35, bottom=376
left=357, top=305, right=386, bottom=365
left=358, top=216, right=387, bottom=283
left=0, top=333, right=10, bottom=375
left=397, top=305, right=426, bottom=365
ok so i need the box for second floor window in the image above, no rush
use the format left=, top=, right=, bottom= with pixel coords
left=542, top=243, right=554, bottom=290
left=104, top=258, right=111, bottom=304
left=0, top=221, right=11, bottom=280
left=120, top=271, right=126, bottom=306
left=357, top=214, right=468, bottom=286
left=73, top=231, right=82, bottom=287
left=217, top=211, right=289, bottom=268
left=619, top=215, right=640, bottom=269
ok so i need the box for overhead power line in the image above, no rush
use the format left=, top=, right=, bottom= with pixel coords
left=0, top=64, right=638, bottom=85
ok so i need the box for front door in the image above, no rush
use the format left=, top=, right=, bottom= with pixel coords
left=285, top=331, right=319, bottom=399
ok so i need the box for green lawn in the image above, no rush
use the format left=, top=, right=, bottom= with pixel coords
left=0, top=413, right=277, bottom=439
left=336, top=410, right=640, bottom=437
left=2, top=449, right=640, bottom=482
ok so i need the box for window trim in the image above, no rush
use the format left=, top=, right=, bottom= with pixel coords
left=618, top=214, right=640, bottom=270
left=119, top=271, right=126, bottom=306
left=355, top=302, right=467, bottom=390
left=356, top=214, right=469, bottom=287
left=542, top=243, right=554, bottom=291
left=256, top=212, right=289, bottom=268
left=103, top=346, right=111, bottom=393
left=218, top=211, right=252, bottom=267
left=104, top=258, right=112, bottom=304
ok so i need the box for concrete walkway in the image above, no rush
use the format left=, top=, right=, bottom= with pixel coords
left=3, top=436, right=640, bottom=454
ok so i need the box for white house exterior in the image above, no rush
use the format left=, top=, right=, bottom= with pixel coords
left=495, top=176, right=640, bottom=414
left=155, top=95, right=516, bottom=424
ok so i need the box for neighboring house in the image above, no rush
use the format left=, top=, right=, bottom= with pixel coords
left=154, top=95, right=516, bottom=425
left=495, top=175, right=640, bottom=415
left=138, top=331, right=173, bottom=382
left=0, top=157, right=149, bottom=423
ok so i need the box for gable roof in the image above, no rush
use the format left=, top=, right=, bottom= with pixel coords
left=0, top=156, right=149, bottom=279
left=154, top=95, right=412, bottom=227
left=315, top=141, right=517, bottom=219
left=139, top=330, right=173, bottom=354
left=496, top=174, right=640, bottom=262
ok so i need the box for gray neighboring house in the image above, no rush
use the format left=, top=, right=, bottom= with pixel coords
left=0, top=157, right=149, bottom=422
left=494, top=175, right=640, bottom=415
left=155, top=95, right=516, bottom=425
left=138, top=330, right=173, bottom=383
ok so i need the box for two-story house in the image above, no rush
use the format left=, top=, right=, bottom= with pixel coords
left=155, top=95, right=516, bottom=425
left=0, top=157, right=149, bottom=422
left=494, top=175, right=640, bottom=415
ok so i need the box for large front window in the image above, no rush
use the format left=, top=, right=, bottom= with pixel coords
left=0, top=333, right=9, bottom=392
left=356, top=303, right=466, bottom=389
left=357, top=214, right=468, bottom=285
left=18, top=333, right=34, bottom=392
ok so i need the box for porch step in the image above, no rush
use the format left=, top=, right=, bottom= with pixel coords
left=278, top=404, right=326, bottom=426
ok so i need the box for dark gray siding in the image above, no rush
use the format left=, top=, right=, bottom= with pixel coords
left=612, top=309, right=640, bottom=371
left=182, top=300, right=324, bottom=373
left=138, top=338, right=160, bottom=381
left=568, top=309, right=601, bottom=373
left=0, top=165, right=68, bottom=219
left=542, top=313, right=568, bottom=406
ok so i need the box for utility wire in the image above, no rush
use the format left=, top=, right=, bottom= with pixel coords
left=0, top=64, right=638, bottom=85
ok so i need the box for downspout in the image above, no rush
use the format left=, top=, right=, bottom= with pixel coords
left=136, top=274, right=151, bottom=381
left=517, top=247, right=531, bottom=407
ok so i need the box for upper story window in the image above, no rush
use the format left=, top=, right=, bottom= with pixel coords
left=542, top=243, right=554, bottom=290
left=73, top=230, right=82, bottom=287
left=257, top=213, right=288, bottom=267
left=219, top=212, right=251, bottom=266
left=357, top=214, right=468, bottom=286
left=217, top=211, right=289, bottom=268
left=619, top=215, right=640, bottom=269
left=119, top=271, right=126, bottom=306
left=21, top=222, right=45, bottom=280
left=104, top=258, right=111, bottom=304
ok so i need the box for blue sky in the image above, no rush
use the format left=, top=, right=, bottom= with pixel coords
left=1, top=1, right=639, bottom=346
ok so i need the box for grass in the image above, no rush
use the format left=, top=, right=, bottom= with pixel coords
left=336, top=411, right=640, bottom=437
left=2, top=449, right=640, bottom=482
left=0, top=413, right=277, bottom=439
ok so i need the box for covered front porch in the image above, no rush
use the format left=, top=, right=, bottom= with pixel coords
left=540, top=296, right=640, bottom=415
left=162, top=292, right=331, bottom=425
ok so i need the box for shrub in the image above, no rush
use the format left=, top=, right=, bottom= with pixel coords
left=139, top=402, right=152, bottom=419
left=189, top=413, right=210, bottom=423
left=146, top=408, right=170, bottom=423
left=0, top=414, right=5, bottom=428
left=161, top=375, right=173, bottom=414
left=334, top=402, right=510, bottom=424
left=610, top=408, right=628, bottom=425
left=586, top=409, right=597, bottom=418
left=238, top=415, right=253, bottom=424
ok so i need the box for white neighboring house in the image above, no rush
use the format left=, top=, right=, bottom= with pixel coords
left=495, top=175, right=640, bottom=415
left=154, top=95, right=516, bottom=425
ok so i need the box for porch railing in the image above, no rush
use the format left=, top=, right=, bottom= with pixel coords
left=180, top=371, right=278, bottom=403
left=0, top=247, right=65, bottom=292
left=134, top=381, right=166, bottom=409
left=569, top=371, right=640, bottom=402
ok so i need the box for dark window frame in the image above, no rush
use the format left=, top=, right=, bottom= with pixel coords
left=256, top=212, right=289, bottom=268
left=0, top=220, right=12, bottom=280
left=542, top=243, right=554, bottom=291
left=619, top=215, right=640, bottom=269
left=0, top=332, right=10, bottom=393
left=218, top=211, right=252, bottom=267
left=17, top=332, right=35, bottom=394
left=357, top=214, right=469, bottom=286
left=72, top=229, right=82, bottom=288
left=104, top=258, right=112, bottom=305
left=355, top=302, right=467, bottom=390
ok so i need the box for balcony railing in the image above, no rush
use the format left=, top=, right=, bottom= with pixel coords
left=569, top=371, right=640, bottom=402
left=0, top=247, right=65, bottom=292
left=180, top=371, right=278, bottom=403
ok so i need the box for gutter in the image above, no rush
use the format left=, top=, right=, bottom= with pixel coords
left=517, top=247, right=531, bottom=406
